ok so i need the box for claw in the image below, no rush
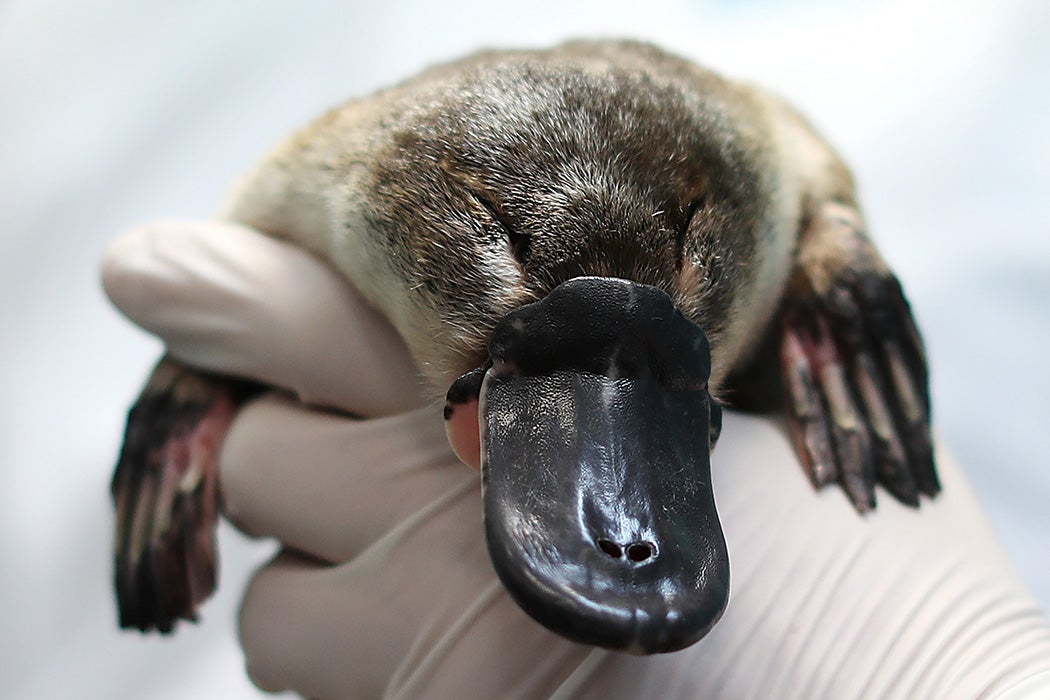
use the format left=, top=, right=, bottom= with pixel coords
left=852, top=350, right=918, bottom=506
left=781, top=319, right=838, bottom=489
left=812, top=314, right=876, bottom=511
left=863, top=275, right=938, bottom=497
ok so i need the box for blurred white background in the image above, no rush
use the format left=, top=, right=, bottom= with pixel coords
left=2, top=0, right=1047, bottom=697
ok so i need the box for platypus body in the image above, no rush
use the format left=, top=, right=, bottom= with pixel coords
left=112, top=40, right=937, bottom=654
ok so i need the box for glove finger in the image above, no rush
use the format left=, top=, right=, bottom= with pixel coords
left=238, top=550, right=414, bottom=698
left=221, top=392, right=471, bottom=562
left=102, top=220, right=424, bottom=417
left=238, top=483, right=603, bottom=700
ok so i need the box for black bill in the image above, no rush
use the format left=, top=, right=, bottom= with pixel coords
left=465, top=276, right=729, bottom=654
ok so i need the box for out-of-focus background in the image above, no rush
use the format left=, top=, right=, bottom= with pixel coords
left=2, top=0, right=1047, bottom=697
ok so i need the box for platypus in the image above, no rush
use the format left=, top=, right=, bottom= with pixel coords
left=111, top=39, right=938, bottom=655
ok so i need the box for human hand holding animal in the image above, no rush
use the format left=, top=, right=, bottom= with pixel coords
left=112, top=44, right=936, bottom=650
left=103, top=220, right=1050, bottom=698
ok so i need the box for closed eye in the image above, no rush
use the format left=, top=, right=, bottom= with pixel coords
left=676, top=197, right=705, bottom=273
left=470, top=187, right=530, bottom=266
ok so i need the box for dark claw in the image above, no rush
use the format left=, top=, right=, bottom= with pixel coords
left=811, top=314, right=876, bottom=511
left=851, top=351, right=919, bottom=506
left=862, top=276, right=939, bottom=497
left=781, top=322, right=838, bottom=488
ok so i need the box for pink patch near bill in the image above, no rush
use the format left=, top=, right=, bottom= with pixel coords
left=444, top=397, right=482, bottom=470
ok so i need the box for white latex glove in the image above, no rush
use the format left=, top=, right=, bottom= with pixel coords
left=103, top=221, right=1050, bottom=699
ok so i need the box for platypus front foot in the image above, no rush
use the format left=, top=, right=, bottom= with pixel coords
left=779, top=202, right=938, bottom=511
left=111, top=357, right=252, bottom=632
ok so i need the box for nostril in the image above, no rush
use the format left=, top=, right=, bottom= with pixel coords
left=626, top=542, right=656, bottom=562
left=597, top=539, right=623, bottom=558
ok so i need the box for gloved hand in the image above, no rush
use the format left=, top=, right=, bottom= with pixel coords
left=103, top=220, right=1050, bottom=699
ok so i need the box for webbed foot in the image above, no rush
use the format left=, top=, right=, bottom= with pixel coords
left=780, top=203, right=938, bottom=511
left=112, top=358, right=251, bottom=632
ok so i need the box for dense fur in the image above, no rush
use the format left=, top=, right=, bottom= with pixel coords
left=222, top=40, right=849, bottom=397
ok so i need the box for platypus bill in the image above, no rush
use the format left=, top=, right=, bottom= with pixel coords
left=111, top=40, right=938, bottom=654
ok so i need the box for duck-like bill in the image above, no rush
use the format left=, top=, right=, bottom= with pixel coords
left=467, top=277, right=730, bottom=653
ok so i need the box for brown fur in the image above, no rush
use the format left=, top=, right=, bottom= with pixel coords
left=222, top=39, right=856, bottom=398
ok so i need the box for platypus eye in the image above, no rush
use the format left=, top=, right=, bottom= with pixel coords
left=470, top=187, right=530, bottom=266
left=677, top=197, right=706, bottom=272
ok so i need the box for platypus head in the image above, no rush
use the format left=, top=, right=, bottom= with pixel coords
left=334, top=43, right=775, bottom=653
